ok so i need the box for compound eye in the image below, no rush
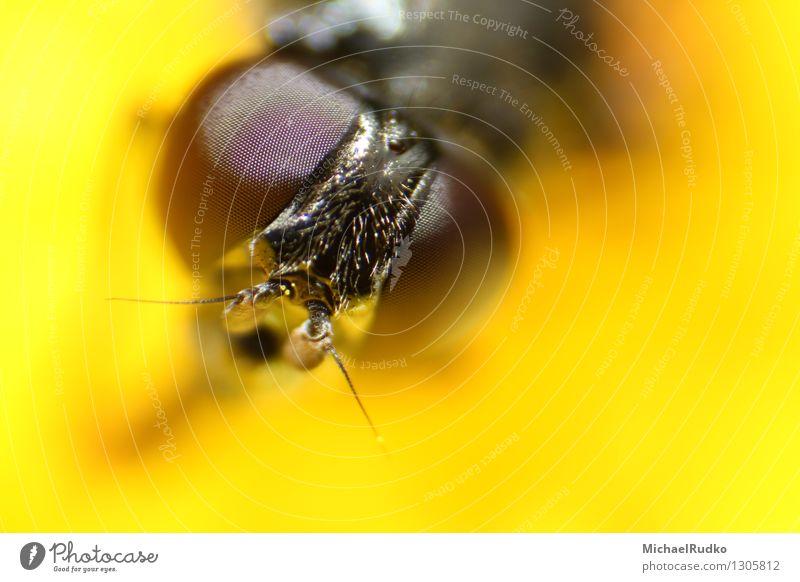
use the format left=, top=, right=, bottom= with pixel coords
left=159, top=58, right=361, bottom=267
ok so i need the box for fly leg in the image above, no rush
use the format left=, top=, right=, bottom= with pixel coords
left=284, top=300, right=384, bottom=446
left=282, top=300, right=333, bottom=370
left=223, top=280, right=283, bottom=334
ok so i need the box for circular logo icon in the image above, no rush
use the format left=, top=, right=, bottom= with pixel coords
left=20, top=542, right=45, bottom=570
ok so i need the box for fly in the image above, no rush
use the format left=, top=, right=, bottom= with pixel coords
left=116, top=0, right=598, bottom=447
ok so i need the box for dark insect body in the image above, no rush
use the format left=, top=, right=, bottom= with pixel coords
left=120, top=0, right=598, bottom=442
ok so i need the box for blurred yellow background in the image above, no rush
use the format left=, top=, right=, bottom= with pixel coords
left=1, top=0, right=798, bottom=532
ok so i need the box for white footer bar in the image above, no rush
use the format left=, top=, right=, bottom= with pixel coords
left=1, top=534, right=797, bottom=581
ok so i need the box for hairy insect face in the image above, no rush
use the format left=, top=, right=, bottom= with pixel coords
left=252, top=108, right=437, bottom=311
left=159, top=55, right=506, bottom=386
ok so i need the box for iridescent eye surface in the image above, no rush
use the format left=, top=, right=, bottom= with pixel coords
left=160, top=59, right=362, bottom=267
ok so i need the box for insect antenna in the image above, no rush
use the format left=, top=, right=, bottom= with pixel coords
left=327, top=344, right=387, bottom=453
left=105, top=294, right=241, bottom=305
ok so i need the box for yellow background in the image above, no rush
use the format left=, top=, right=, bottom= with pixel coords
left=1, top=0, right=798, bottom=531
